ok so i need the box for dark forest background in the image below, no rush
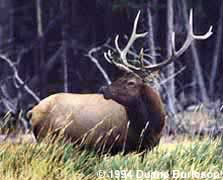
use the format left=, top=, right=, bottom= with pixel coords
left=0, top=0, right=222, bottom=125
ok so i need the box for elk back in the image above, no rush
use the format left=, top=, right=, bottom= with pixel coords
left=30, top=93, right=128, bottom=150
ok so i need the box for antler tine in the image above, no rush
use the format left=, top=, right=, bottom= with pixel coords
left=103, top=51, right=133, bottom=72
left=144, top=9, right=213, bottom=71
left=172, top=9, right=213, bottom=57
left=104, top=11, right=147, bottom=72
left=104, top=50, right=113, bottom=63
left=114, top=11, right=148, bottom=70
left=189, top=10, right=213, bottom=40
left=104, top=52, right=112, bottom=63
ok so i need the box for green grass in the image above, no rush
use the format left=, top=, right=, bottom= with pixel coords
left=0, top=137, right=222, bottom=180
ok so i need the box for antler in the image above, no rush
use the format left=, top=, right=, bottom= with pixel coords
left=104, top=11, right=147, bottom=72
left=104, top=9, right=213, bottom=72
left=145, top=9, right=213, bottom=71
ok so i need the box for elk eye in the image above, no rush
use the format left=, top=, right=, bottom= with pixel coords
left=127, top=80, right=136, bottom=87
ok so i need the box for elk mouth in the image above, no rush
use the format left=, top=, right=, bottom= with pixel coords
left=102, top=91, right=113, bottom=100
left=98, top=86, right=112, bottom=100
left=103, top=93, right=112, bottom=100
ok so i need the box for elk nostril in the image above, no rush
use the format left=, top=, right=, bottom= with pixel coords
left=98, top=86, right=107, bottom=94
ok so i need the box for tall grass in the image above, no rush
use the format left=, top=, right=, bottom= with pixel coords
left=0, top=136, right=221, bottom=179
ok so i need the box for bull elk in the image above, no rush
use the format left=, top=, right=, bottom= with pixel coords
left=29, top=10, right=212, bottom=154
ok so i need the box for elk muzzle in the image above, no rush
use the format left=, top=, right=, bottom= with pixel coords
left=99, top=85, right=113, bottom=100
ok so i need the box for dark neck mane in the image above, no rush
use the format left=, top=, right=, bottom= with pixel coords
left=125, top=85, right=165, bottom=149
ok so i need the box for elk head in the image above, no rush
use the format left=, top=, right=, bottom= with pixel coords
left=102, top=9, right=213, bottom=106
left=101, top=72, right=143, bottom=106
left=100, top=10, right=212, bottom=151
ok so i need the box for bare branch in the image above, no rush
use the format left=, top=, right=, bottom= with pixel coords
left=86, top=40, right=112, bottom=85
left=209, top=1, right=223, bottom=95
left=0, top=55, right=40, bottom=102
left=159, top=66, right=186, bottom=86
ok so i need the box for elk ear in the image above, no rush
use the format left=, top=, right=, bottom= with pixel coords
left=123, top=71, right=133, bottom=77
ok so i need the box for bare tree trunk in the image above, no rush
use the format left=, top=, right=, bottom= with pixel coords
left=191, top=77, right=197, bottom=103
left=22, top=46, right=63, bottom=102
left=209, top=1, right=223, bottom=96
left=9, top=1, right=14, bottom=58
left=146, top=3, right=156, bottom=63
left=0, top=0, right=14, bottom=55
left=166, top=0, right=176, bottom=114
left=61, top=0, right=69, bottom=92
left=0, top=1, right=7, bottom=61
left=36, top=0, right=46, bottom=97
left=36, top=0, right=43, bottom=39
left=0, top=0, right=20, bottom=104
left=191, top=46, right=209, bottom=102
left=181, top=0, right=209, bottom=103
left=0, top=3, right=4, bottom=51
left=62, top=40, right=69, bottom=93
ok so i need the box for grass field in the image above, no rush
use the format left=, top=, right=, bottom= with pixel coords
left=0, top=136, right=222, bottom=180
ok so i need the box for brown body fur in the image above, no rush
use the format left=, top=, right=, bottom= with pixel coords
left=31, top=94, right=128, bottom=150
